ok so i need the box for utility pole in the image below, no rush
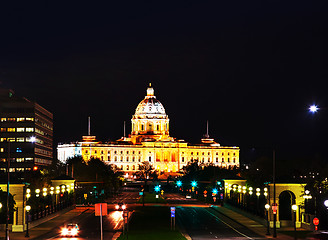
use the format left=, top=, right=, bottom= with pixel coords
left=273, top=150, right=277, bottom=238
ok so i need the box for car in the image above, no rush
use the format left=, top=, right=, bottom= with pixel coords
left=115, top=202, right=127, bottom=211
left=61, top=223, right=79, bottom=237
left=186, top=194, right=192, bottom=199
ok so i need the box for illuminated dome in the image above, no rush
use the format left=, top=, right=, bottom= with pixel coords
left=131, top=83, right=171, bottom=143
left=134, top=84, right=167, bottom=118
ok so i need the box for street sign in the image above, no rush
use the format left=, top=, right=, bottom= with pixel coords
left=95, top=203, right=107, bottom=216
left=313, top=217, right=319, bottom=226
left=171, top=207, right=175, bottom=218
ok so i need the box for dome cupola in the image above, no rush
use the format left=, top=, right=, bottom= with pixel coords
left=131, top=83, right=171, bottom=143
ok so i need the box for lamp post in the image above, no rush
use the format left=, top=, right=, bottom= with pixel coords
left=25, top=205, right=31, bottom=238
left=6, top=139, right=11, bottom=240
left=292, top=204, right=297, bottom=240
left=265, top=204, right=270, bottom=235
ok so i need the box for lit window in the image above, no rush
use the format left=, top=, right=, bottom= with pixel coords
left=127, top=157, right=129, bottom=162
left=149, top=156, right=151, bottom=162
left=25, top=158, right=33, bottom=161
left=1, top=118, right=6, bottom=122
left=228, top=158, right=230, bottom=162
left=8, top=138, right=15, bottom=142
left=127, top=151, right=129, bottom=154
left=182, top=157, right=184, bottom=162
left=0, top=148, right=3, bottom=152
left=0, top=128, right=6, bottom=132
left=17, top=118, right=25, bottom=122
left=7, top=128, right=16, bottom=132
left=16, top=137, right=24, bottom=142
left=115, top=156, right=117, bottom=161
left=17, top=128, right=25, bottom=132
left=133, top=157, right=135, bottom=162
left=16, top=158, right=24, bottom=162
left=126, top=165, right=129, bottom=170
left=16, top=148, right=22, bottom=153
left=8, top=118, right=16, bottom=122
left=216, top=157, right=218, bottom=162
left=94, top=150, right=97, bottom=154
left=222, top=158, right=224, bottom=162
left=101, top=150, right=103, bottom=154
left=26, top=118, right=34, bottom=121
left=132, top=165, right=135, bottom=170
left=101, top=156, right=103, bottom=160
left=202, top=152, right=204, bottom=155
left=26, top=128, right=34, bottom=132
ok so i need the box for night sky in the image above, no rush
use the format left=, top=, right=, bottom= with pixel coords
left=0, top=2, right=327, bottom=165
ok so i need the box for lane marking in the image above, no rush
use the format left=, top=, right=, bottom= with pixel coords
left=204, top=208, right=254, bottom=240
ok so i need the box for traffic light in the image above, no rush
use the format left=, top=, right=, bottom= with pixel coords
left=33, top=166, right=38, bottom=171
left=176, top=180, right=182, bottom=187
left=154, top=185, right=160, bottom=192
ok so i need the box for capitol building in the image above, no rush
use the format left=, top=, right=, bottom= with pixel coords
left=57, top=84, right=240, bottom=176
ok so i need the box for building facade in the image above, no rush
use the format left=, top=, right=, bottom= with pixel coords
left=0, top=88, right=53, bottom=175
left=58, top=84, right=240, bottom=176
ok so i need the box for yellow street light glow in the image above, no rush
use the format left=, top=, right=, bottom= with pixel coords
left=50, top=191, right=54, bottom=195
left=264, top=192, right=268, bottom=197
left=50, top=187, right=54, bottom=190
left=0, top=202, right=2, bottom=209
left=61, top=185, right=65, bottom=189
left=256, top=188, right=260, bottom=192
left=25, top=205, right=31, bottom=211
left=256, top=192, right=260, bottom=196
left=292, top=204, right=297, bottom=211
left=56, top=190, right=60, bottom=194
left=43, top=188, right=47, bottom=192
left=265, top=204, right=270, bottom=210
left=56, top=186, right=60, bottom=190
left=242, top=186, right=246, bottom=190
left=243, top=190, right=246, bottom=194
left=249, top=191, right=253, bottom=195
left=26, top=189, right=30, bottom=193
left=61, top=189, right=65, bottom=193
left=35, top=189, right=40, bottom=194
left=264, top=187, right=268, bottom=192
left=248, top=187, right=253, bottom=191
left=43, top=192, right=47, bottom=196
left=26, top=193, right=31, bottom=198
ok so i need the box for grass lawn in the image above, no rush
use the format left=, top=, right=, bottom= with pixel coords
left=137, top=192, right=166, bottom=204
left=117, top=206, right=186, bottom=240
left=278, top=230, right=313, bottom=239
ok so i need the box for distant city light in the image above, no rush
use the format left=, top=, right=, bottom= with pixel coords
left=309, top=105, right=319, bottom=113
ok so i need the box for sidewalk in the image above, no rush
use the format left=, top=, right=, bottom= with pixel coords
left=0, top=206, right=92, bottom=240
left=211, top=204, right=311, bottom=240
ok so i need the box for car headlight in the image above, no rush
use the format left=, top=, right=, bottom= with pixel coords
left=115, top=205, right=120, bottom=210
left=71, top=228, right=78, bottom=236
left=61, top=228, right=68, bottom=235
left=122, top=204, right=126, bottom=210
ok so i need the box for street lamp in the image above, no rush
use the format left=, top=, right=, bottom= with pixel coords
left=25, top=205, right=31, bottom=238
left=265, top=204, right=270, bottom=235
left=292, top=204, right=298, bottom=240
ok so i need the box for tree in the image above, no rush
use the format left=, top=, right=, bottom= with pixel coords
left=0, top=189, right=15, bottom=224
left=135, top=161, right=157, bottom=191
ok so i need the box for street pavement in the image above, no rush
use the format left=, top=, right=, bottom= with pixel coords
left=0, top=192, right=316, bottom=240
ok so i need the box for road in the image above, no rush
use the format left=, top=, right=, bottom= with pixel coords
left=177, top=207, right=266, bottom=240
